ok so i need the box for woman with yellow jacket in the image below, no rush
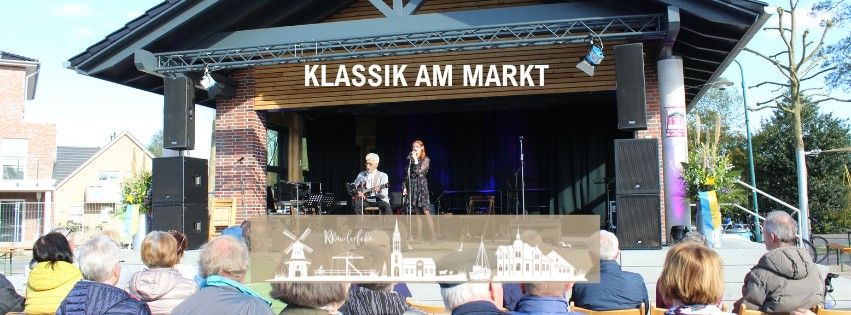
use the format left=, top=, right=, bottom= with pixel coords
left=25, top=232, right=83, bottom=315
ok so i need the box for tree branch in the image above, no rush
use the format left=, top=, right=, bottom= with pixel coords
left=770, top=51, right=790, bottom=59
left=756, top=94, right=791, bottom=106
left=801, top=66, right=837, bottom=81
left=800, top=55, right=829, bottom=76
left=749, top=104, right=782, bottom=111
left=811, top=97, right=851, bottom=105
left=744, top=48, right=792, bottom=80
left=798, top=22, right=833, bottom=69
left=777, top=8, right=793, bottom=53
left=765, top=27, right=793, bottom=33
left=800, top=87, right=824, bottom=94
left=750, top=81, right=791, bottom=89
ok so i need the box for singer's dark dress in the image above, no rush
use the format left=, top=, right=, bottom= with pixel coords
left=405, top=156, right=431, bottom=209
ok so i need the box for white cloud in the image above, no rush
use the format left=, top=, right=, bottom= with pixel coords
left=50, top=3, right=92, bottom=17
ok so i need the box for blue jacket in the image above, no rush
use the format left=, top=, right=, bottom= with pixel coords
left=570, top=260, right=648, bottom=314
left=57, top=280, right=151, bottom=315
left=510, top=296, right=584, bottom=315
left=452, top=301, right=506, bottom=315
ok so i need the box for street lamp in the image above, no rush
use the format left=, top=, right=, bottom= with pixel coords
left=708, top=59, right=762, bottom=242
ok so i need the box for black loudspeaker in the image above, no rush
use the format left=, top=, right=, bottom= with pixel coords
left=152, top=157, right=207, bottom=205
left=615, top=43, right=647, bottom=130
left=151, top=203, right=208, bottom=250
left=163, top=76, right=195, bottom=150
left=151, top=156, right=208, bottom=249
left=614, top=139, right=660, bottom=195
left=615, top=194, right=661, bottom=249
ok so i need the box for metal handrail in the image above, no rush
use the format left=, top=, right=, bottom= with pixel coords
left=735, top=180, right=804, bottom=247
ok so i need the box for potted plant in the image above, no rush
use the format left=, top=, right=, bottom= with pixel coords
left=120, top=170, right=151, bottom=249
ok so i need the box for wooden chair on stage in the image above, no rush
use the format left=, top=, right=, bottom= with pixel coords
left=209, top=197, right=237, bottom=239
left=571, top=302, right=645, bottom=315
left=814, top=305, right=851, bottom=315
left=467, top=195, right=495, bottom=214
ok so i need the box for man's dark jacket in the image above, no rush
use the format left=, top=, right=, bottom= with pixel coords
left=57, top=280, right=151, bottom=315
left=571, top=260, right=648, bottom=314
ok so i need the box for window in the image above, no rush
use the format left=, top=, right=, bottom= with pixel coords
left=98, top=171, right=121, bottom=181
left=0, top=139, right=27, bottom=180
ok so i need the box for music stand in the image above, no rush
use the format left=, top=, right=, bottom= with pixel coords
left=305, top=194, right=322, bottom=214
left=319, top=193, right=335, bottom=215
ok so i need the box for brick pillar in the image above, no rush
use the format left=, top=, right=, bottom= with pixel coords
left=635, top=54, right=666, bottom=242
left=215, top=69, right=268, bottom=222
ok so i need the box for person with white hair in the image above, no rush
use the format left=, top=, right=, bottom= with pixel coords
left=171, top=235, right=274, bottom=315
left=350, top=152, right=392, bottom=215
left=441, top=282, right=505, bottom=315
left=56, top=236, right=151, bottom=315
left=734, top=211, right=823, bottom=313
left=570, top=230, right=648, bottom=313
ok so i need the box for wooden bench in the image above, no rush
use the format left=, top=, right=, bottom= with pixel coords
left=827, top=243, right=851, bottom=271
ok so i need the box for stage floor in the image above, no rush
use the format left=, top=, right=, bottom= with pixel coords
left=3, top=234, right=849, bottom=310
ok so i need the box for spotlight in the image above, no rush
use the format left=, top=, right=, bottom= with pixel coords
left=197, top=65, right=236, bottom=98
left=200, top=65, right=216, bottom=90
left=576, top=37, right=604, bottom=76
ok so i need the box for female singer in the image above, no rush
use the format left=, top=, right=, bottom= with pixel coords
left=403, top=140, right=436, bottom=240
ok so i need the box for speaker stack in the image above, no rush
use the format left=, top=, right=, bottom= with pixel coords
left=614, top=139, right=662, bottom=249
left=152, top=76, right=208, bottom=249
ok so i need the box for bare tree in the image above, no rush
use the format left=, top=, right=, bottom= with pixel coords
left=745, top=0, right=851, bottom=239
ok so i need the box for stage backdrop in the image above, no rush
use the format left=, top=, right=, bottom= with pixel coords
left=303, top=98, right=629, bottom=218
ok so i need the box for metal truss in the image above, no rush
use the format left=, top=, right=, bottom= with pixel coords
left=150, top=14, right=664, bottom=74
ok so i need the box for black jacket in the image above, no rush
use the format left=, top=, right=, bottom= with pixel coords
left=0, top=274, right=24, bottom=314
left=57, top=280, right=151, bottom=315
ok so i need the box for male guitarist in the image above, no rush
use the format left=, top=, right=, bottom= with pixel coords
left=351, top=153, right=392, bottom=215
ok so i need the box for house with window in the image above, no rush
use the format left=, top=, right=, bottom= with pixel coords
left=0, top=51, right=55, bottom=244
left=52, top=131, right=152, bottom=238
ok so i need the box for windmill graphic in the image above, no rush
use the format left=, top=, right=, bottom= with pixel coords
left=283, top=228, right=312, bottom=278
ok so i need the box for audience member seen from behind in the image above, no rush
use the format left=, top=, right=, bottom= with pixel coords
left=168, top=230, right=198, bottom=280
left=273, top=282, right=350, bottom=315
left=512, top=282, right=581, bottom=315
left=171, top=235, right=274, bottom=315
left=339, top=282, right=408, bottom=315
left=0, top=273, right=25, bottom=314
left=127, top=231, right=199, bottom=315
left=440, top=282, right=505, bottom=315
left=571, top=230, right=648, bottom=313
left=25, top=232, right=83, bottom=315
left=56, top=236, right=151, bottom=315
left=658, top=243, right=731, bottom=315
left=734, top=211, right=823, bottom=313
left=656, top=231, right=708, bottom=309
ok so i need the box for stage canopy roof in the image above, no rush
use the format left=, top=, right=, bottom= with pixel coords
left=67, top=0, right=769, bottom=108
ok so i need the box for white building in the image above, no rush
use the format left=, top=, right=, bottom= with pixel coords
left=495, top=229, right=574, bottom=279
left=390, top=220, right=436, bottom=278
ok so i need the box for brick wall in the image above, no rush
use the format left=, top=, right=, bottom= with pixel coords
left=214, top=69, right=268, bottom=222
left=0, top=65, right=56, bottom=182
left=635, top=51, right=666, bottom=241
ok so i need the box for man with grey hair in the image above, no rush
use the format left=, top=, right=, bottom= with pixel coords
left=57, top=236, right=151, bottom=314
left=172, top=235, right=274, bottom=315
left=440, top=282, right=505, bottom=314
left=570, top=230, right=647, bottom=313
left=735, top=211, right=823, bottom=313
left=511, top=282, right=582, bottom=314
left=351, top=152, right=391, bottom=215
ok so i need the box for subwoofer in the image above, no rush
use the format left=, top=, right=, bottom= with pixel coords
left=163, top=76, right=195, bottom=150
left=615, top=43, right=647, bottom=130
left=615, top=194, right=661, bottom=249
left=151, top=156, right=209, bottom=249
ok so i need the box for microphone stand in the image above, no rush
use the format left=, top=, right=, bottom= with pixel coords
left=519, top=136, right=527, bottom=216
left=407, top=155, right=413, bottom=216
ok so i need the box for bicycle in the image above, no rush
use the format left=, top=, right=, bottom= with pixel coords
left=824, top=272, right=838, bottom=309
left=801, top=235, right=829, bottom=264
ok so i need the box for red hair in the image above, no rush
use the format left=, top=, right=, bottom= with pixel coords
left=413, top=140, right=427, bottom=159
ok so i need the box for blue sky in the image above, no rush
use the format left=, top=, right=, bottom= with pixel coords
left=0, top=0, right=848, bottom=149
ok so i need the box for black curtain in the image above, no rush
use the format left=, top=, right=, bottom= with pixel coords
left=303, top=116, right=360, bottom=201
left=375, top=102, right=626, bottom=216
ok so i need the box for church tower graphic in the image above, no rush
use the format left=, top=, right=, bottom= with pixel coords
left=391, top=220, right=402, bottom=277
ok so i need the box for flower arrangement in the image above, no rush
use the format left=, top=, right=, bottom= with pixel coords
left=120, top=170, right=152, bottom=214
